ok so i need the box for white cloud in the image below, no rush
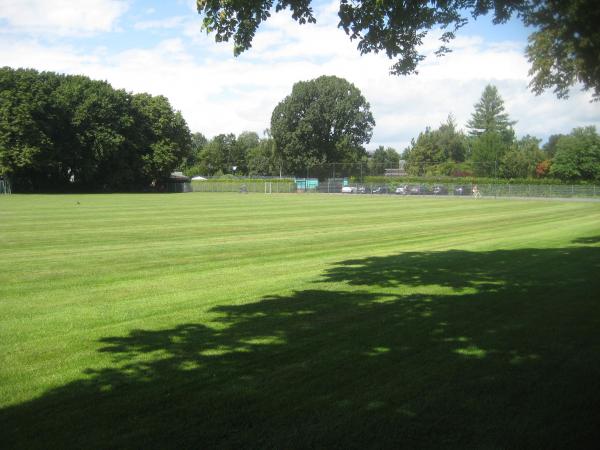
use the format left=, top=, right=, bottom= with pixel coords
left=134, top=16, right=187, bottom=31
left=0, top=38, right=103, bottom=72
left=0, top=1, right=598, bottom=151
left=0, top=0, right=129, bottom=35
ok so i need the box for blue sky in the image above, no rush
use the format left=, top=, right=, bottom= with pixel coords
left=1, top=0, right=598, bottom=150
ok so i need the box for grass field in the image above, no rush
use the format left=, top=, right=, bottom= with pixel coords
left=1, top=193, right=600, bottom=449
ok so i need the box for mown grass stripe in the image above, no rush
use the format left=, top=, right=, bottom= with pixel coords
left=1, top=193, right=599, bottom=448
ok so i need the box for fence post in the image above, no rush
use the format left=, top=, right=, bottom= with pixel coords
left=306, top=167, right=309, bottom=193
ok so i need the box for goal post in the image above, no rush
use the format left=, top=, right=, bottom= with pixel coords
left=264, top=181, right=272, bottom=194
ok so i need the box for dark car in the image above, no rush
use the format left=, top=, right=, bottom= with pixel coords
left=408, top=184, right=431, bottom=195
left=357, top=185, right=371, bottom=194
left=372, top=186, right=390, bottom=194
left=432, top=185, right=448, bottom=195
left=454, top=185, right=472, bottom=196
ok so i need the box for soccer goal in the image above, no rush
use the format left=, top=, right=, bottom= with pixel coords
left=264, top=181, right=272, bottom=194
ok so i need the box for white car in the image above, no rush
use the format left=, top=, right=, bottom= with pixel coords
left=395, top=185, right=409, bottom=195
left=341, top=186, right=357, bottom=193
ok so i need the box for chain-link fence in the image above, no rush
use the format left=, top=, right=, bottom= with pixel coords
left=482, top=184, right=599, bottom=198
left=190, top=179, right=296, bottom=194
left=0, top=178, right=12, bottom=195
left=184, top=162, right=599, bottom=199
left=187, top=179, right=600, bottom=199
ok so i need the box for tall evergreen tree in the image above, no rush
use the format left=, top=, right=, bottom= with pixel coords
left=467, top=85, right=516, bottom=143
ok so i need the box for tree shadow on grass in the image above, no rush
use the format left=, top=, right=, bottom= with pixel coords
left=572, top=235, right=600, bottom=245
left=2, top=245, right=600, bottom=449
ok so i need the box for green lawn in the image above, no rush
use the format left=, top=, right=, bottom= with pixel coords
left=1, top=193, right=599, bottom=449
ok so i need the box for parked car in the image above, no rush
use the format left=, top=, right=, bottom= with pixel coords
left=372, top=186, right=390, bottom=194
left=395, top=184, right=409, bottom=195
left=454, top=185, right=471, bottom=196
left=341, top=186, right=357, bottom=193
left=432, top=185, right=448, bottom=195
left=409, top=184, right=431, bottom=195
left=357, top=185, right=371, bottom=194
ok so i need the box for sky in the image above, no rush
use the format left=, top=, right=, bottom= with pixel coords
left=1, top=0, right=599, bottom=151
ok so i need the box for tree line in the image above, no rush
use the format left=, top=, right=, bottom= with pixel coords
left=182, top=131, right=400, bottom=179
left=0, top=67, right=191, bottom=191
left=184, top=75, right=379, bottom=178
left=2, top=68, right=598, bottom=192
left=187, top=79, right=599, bottom=184
left=402, top=85, right=600, bottom=182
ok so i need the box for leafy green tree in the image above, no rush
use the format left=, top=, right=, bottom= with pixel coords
left=271, top=75, right=374, bottom=174
left=196, top=0, right=600, bottom=99
left=470, top=132, right=507, bottom=177
left=525, top=0, right=600, bottom=99
left=182, top=132, right=209, bottom=175
left=0, top=68, right=136, bottom=190
left=131, top=93, right=192, bottom=186
left=500, top=135, right=545, bottom=179
left=435, top=115, right=469, bottom=162
left=403, top=115, right=468, bottom=175
left=542, top=134, right=564, bottom=158
left=237, top=131, right=260, bottom=153
left=369, top=146, right=400, bottom=174
left=192, top=132, right=208, bottom=151
left=235, top=131, right=261, bottom=174
left=197, top=133, right=240, bottom=175
left=404, top=129, right=439, bottom=176
left=184, top=132, right=208, bottom=167
left=54, top=75, right=135, bottom=190
left=0, top=67, right=192, bottom=191
left=467, top=85, right=516, bottom=144
left=550, top=126, right=600, bottom=181
left=247, top=138, right=278, bottom=176
left=0, top=68, right=60, bottom=190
